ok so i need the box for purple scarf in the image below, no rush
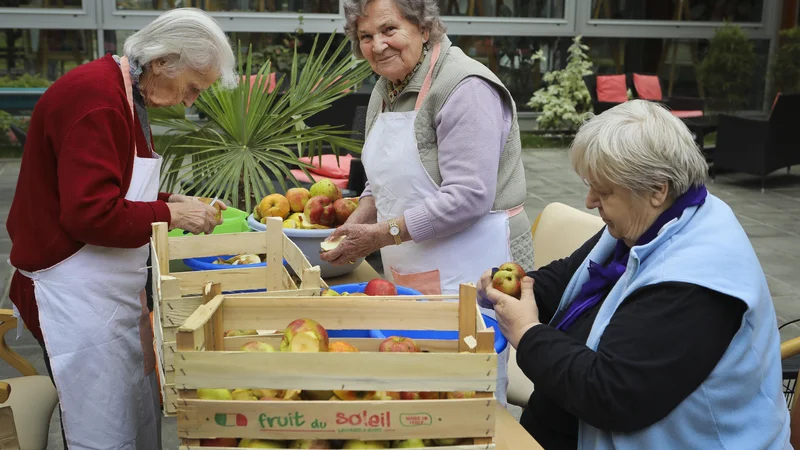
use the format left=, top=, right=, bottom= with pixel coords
left=554, top=185, right=708, bottom=332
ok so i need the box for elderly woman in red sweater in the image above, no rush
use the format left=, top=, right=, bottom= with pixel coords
left=7, top=8, right=236, bottom=449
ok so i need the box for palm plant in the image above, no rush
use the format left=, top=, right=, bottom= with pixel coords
left=150, top=33, right=373, bottom=213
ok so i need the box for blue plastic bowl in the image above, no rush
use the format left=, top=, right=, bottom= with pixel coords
left=370, top=313, right=509, bottom=354
left=183, top=255, right=288, bottom=271
left=325, top=282, right=423, bottom=338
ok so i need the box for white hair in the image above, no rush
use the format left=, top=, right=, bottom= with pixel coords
left=570, top=100, right=708, bottom=199
left=123, top=8, right=237, bottom=89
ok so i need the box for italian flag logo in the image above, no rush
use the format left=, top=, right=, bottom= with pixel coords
left=215, top=413, right=248, bottom=427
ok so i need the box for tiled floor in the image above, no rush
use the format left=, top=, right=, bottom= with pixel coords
left=2, top=149, right=800, bottom=449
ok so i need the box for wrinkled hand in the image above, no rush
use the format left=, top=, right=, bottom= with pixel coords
left=170, top=194, right=229, bottom=212
left=484, top=276, right=541, bottom=349
left=319, top=222, right=387, bottom=265
left=166, top=201, right=222, bottom=235
left=477, top=268, right=497, bottom=310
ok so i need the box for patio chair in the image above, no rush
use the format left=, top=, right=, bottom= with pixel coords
left=583, top=74, right=628, bottom=115
left=627, top=73, right=705, bottom=119
left=0, top=309, right=59, bottom=450
left=506, top=202, right=605, bottom=408
left=712, top=93, right=800, bottom=190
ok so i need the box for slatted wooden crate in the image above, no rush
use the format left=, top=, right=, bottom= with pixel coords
left=173, top=283, right=498, bottom=449
left=150, top=217, right=327, bottom=415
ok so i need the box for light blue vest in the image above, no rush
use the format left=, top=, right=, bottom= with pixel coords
left=552, top=193, right=791, bottom=449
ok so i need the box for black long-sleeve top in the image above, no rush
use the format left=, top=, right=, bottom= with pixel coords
left=518, top=230, right=747, bottom=449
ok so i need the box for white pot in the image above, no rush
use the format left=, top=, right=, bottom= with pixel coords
left=246, top=214, right=364, bottom=278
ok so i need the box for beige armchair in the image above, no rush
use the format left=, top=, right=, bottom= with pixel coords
left=0, top=309, right=59, bottom=450
left=507, top=202, right=605, bottom=408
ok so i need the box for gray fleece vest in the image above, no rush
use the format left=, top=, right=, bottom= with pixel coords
left=365, top=35, right=534, bottom=271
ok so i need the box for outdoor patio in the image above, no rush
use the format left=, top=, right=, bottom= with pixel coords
left=2, top=148, right=800, bottom=448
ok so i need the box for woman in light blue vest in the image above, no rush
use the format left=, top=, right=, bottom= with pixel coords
left=479, top=100, right=791, bottom=449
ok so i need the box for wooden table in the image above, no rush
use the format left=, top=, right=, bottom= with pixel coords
left=495, top=405, right=543, bottom=450
left=325, top=261, right=545, bottom=450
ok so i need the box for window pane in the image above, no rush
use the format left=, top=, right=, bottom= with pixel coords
left=447, top=35, right=567, bottom=111
left=115, top=0, right=337, bottom=13
left=585, top=36, right=770, bottom=109
left=0, top=29, right=96, bottom=81
left=589, top=0, right=763, bottom=22
left=0, top=0, right=81, bottom=8
left=440, top=0, right=565, bottom=18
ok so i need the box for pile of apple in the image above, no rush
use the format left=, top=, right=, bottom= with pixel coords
left=253, top=178, right=358, bottom=230
left=201, top=317, right=474, bottom=448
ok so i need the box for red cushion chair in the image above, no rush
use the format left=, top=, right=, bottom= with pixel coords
left=628, top=73, right=705, bottom=119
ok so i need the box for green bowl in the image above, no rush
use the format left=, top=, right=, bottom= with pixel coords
left=168, top=206, right=249, bottom=237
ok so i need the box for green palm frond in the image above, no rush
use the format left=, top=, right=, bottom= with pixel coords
left=151, top=33, right=373, bottom=212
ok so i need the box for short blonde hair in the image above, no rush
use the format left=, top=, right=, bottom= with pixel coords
left=570, top=100, right=708, bottom=199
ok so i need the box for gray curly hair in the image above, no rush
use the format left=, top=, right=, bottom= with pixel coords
left=343, top=0, right=447, bottom=59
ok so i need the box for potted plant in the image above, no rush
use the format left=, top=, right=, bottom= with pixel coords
left=698, top=23, right=756, bottom=112
left=526, top=35, right=594, bottom=134
left=150, top=33, right=373, bottom=214
left=769, top=27, right=800, bottom=98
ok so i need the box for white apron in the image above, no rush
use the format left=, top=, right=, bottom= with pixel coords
left=16, top=56, right=162, bottom=450
left=361, top=43, right=517, bottom=406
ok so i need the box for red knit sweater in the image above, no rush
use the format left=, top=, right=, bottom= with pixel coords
left=7, top=54, right=173, bottom=341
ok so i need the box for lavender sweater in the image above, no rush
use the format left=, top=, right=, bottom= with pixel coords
left=361, top=76, right=513, bottom=242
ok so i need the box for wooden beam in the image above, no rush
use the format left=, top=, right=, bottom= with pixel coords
left=175, top=351, right=496, bottom=392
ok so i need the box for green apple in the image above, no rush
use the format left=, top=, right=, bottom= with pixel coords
left=197, top=388, right=233, bottom=401
left=238, top=438, right=284, bottom=448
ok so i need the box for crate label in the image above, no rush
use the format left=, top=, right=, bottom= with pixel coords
left=210, top=408, right=436, bottom=434
left=399, top=413, right=432, bottom=427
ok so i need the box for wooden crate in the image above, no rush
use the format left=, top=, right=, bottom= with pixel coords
left=174, top=283, right=498, bottom=449
left=151, top=217, right=327, bottom=415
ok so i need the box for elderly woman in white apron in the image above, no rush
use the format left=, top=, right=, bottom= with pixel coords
left=321, top=0, right=534, bottom=407
left=7, top=9, right=236, bottom=449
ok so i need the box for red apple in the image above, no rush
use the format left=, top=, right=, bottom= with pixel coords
left=491, top=262, right=526, bottom=299
left=280, top=318, right=329, bottom=352
left=363, top=279, right=398, bottom=296
left=286, top=187, right=311, bottom=213
left=378, top=336, right=420, bottom=353
left=333, top=198, right=358, bottom=225
left=303, top=195, right=337, bottom=227
left=201, top=437, right=239, bottom=447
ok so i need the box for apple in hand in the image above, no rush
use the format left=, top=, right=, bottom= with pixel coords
left=309, top=178, right=342, bottom=203
left=286, top=187, right=311, bottom=213
left=240, top=341, right=276, bottom=352
left=280, top=318, right=329, bottom=352
left=363, top=279, right=397, bottom=296
left=333, top=198, right=357, bottom=225
left=303, top=195, right=337, bottom=227
left=491, top=262, right=526, bottom=299
left=378, top=336, right=420, bottom=353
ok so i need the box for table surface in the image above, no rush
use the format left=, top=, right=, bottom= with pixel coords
left=323, top=262, right=545, bottom=450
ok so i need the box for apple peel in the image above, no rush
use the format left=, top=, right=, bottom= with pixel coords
left=320, top=235, right=346, bottom=252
